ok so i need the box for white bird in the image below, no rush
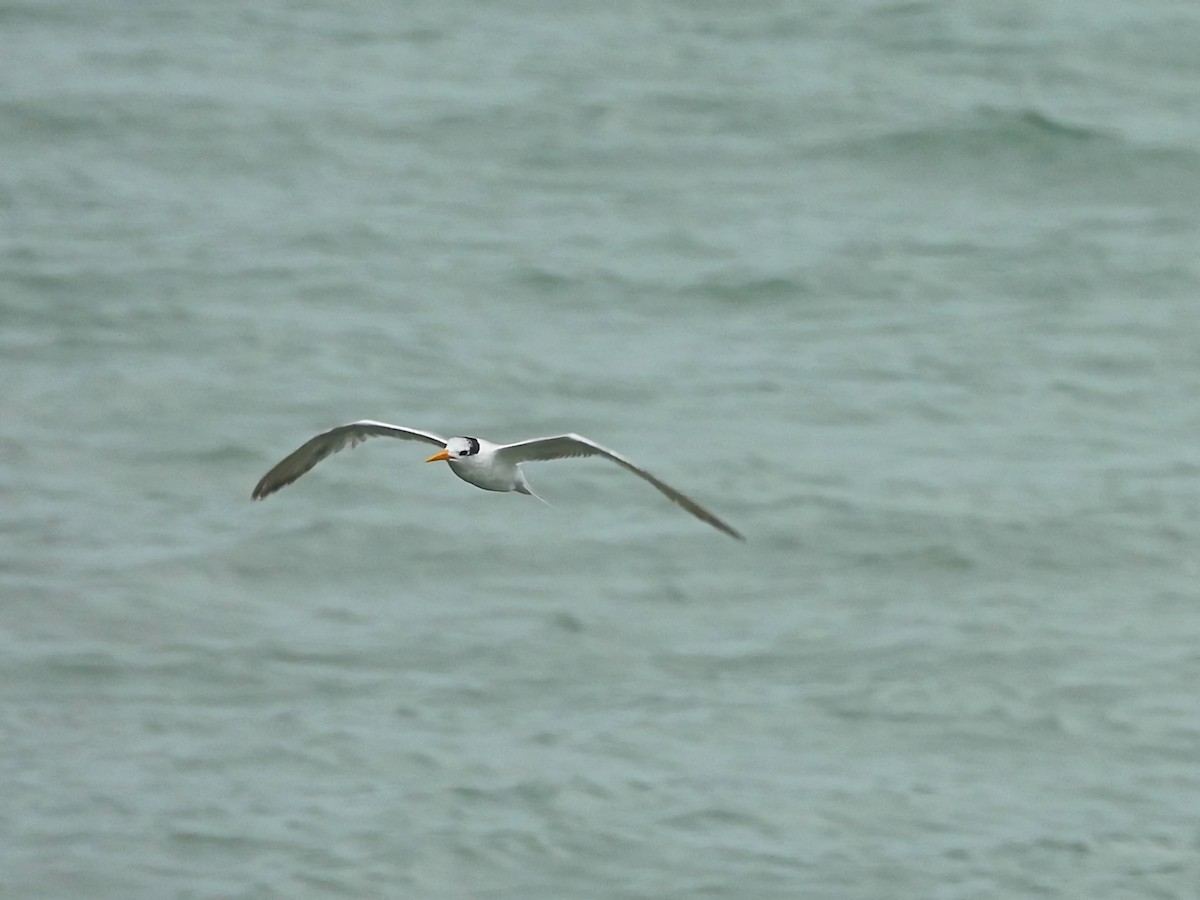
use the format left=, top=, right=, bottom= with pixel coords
left=251, top=419, right=743, bottom=540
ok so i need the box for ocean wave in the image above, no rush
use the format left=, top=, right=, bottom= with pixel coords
left=811, top=105, right=1200, bottom=180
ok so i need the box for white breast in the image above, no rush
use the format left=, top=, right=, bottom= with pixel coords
left=448, top=452, right=520, bottom=493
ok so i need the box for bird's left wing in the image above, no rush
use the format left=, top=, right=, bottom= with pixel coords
left=495, top=434, right=744, bottom=540
left=252, top=420, right=447, bottom=500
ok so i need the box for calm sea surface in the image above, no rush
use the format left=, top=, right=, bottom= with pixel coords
left=3, top=1, right=1200, bottom=897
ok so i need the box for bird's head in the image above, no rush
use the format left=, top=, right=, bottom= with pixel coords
left=425, top=436, right=480, bottom=464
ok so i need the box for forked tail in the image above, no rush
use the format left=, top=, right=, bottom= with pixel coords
left=515, top=472, right=552, bottom=506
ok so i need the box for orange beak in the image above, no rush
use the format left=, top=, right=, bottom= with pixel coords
left=425, top=449, right=452, bottom=463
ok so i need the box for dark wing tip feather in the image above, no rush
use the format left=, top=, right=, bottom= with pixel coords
left=250, top=474, right=286, bottom=500
left=251, top=462, right=307, bottom=500
left=710, top=515, right=745, bottom=541
left=642, top=474, right=744, bottom=541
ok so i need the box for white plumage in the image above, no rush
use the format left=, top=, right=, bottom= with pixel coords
left=252, top=419, right=743, bottom=540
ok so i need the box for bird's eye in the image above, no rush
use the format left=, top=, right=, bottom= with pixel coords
left=459, top=449, right=468, bottom=456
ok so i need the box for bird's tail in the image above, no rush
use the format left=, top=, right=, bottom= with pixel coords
left=515, top=473, right=552, bottom=506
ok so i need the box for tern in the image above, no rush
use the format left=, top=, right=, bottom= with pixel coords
left=251, top=420, right=743, bottom=540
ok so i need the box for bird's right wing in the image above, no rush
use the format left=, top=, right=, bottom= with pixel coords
left=252, top=420, right=447, bottom=500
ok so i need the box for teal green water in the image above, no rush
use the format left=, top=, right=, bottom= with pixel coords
left=4, top=1, right=1200, bottom=897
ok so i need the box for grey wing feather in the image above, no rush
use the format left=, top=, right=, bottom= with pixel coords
left=496, top=434, right=744, bottom=540
left=252, top=420, right=446, bottom=500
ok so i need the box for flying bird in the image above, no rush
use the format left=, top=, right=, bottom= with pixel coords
left=251, top=420, right=743, bottom=540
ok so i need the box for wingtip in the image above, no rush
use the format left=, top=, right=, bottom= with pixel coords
left=719, top=523, right=746, bottom=541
